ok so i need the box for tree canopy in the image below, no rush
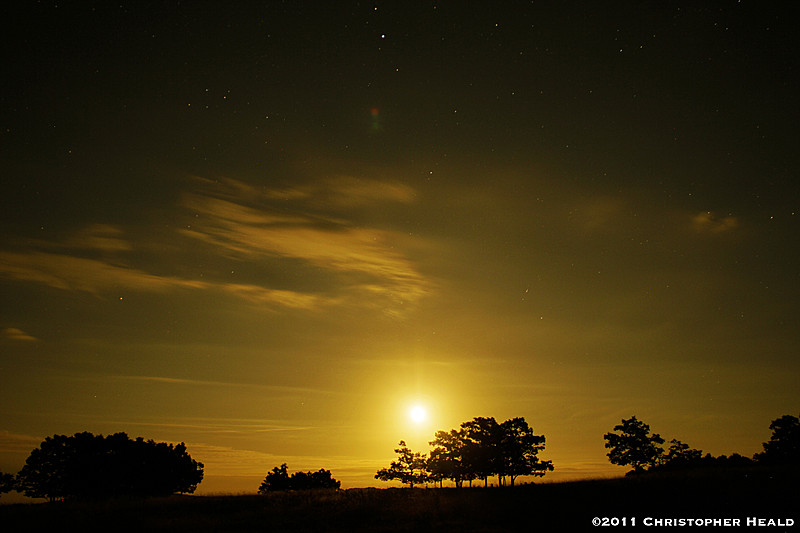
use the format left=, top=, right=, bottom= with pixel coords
left=376, top=416, right=553, bottom=488
left=497, top=417, right=553, bottom=486
left=16, top=432, right=204, bottom=501
left=258, top=463, right=340, bottom=492
left=755, top=414, right=800, bottom=465
left=428, top=429, right=474, bottom=488
left=604, top=416, right=665, bottom=473
left=604, top=416, right=763, bottom=475
left=0, top=472, right=15, bottom=499
left=375, top=441, right=428, bottom=488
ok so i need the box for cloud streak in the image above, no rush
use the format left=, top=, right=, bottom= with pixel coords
left=691, top=211, right=740, bottom=235
left=0, top=175, right=431, bottom=314
left=110, top=375, right=337, bottom=397
left=180, top=176, right=431, bottom=313
left=2, top=327, right=38, bottom=341
left=0, top=431, right=44, bottom=455
left=0, top=248, right=339, bottom=312
left=0, top=250, right=209, bottom=294
left=64, top=224, right=133, bottom=252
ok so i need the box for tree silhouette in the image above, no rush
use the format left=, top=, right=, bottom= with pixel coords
left=0, top=471, right=15, bottom=498
left=428, top=429, right=475, bottom=488
left=656, top=439, right=703, bottom=470
left=260, top=463, right=291, bottom=492
left=755, top=414, right=800, bottom=464
left=16, top=432, right=203, bottom=500
left=375, top=441, right=428, bottom=488
left=605, top=417, right=765, bottom=474
left=713, top=453, right=754, bottom=468
left=378, top=417, right=553, bottom=488
left=604, top=416, right=665, bottom=474
left=304, top=468, right=340, bottom=489
left=258, top=464, right=340, bottom=492
left=461, top=417, right=502, bottom=487
left=460, top=416, right=555, bottom=486
left=497, top=417, right=553, bottom=486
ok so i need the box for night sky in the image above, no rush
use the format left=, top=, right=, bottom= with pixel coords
left=1, top=1, right=798, bottom=493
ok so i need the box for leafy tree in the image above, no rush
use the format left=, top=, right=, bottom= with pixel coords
left=302, top=468, right=340, bottom=490
left=605, top=417, right=763, bottom=474
left=497, top=417, right=553, bottom=486
left=375, top=440, right=428, bottom=488
left=604, top=416, right=665, bottom=474
left=428, top=429, right=475, bottom=488
left=425, top=449, right=446, bottom=488
left=755, top=414, right=800, bottom=464
left=0, top=471, right=16, bottom=498
left=661, top=439, right=703, bottom=468
left=461, top=416, right=556, bottom=487
left=258, top=464, right=340, bottom=492
left=16, top=432, right=203, bottom=501
left=461, top=417, right=502, bottom=487
left=380, top=416, right=554, bottom=488
left=647, top=439, right=704, bottom=472
left=259, top=463, right=291, bottom=492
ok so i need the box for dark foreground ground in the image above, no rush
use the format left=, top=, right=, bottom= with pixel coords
left=2, top=465, right=797, bottom=532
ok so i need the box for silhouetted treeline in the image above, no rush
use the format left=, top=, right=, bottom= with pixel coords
left=258, top=463, right=341, bottom=492
left=8, top=432, right=203, bottom=501
left=604, top=414, right=800, bottom=475
left=376, top=416, right=553, bottom=488
left=0, top=472, right=14, bottom=498
left=753, top=414, right=800, bottom=465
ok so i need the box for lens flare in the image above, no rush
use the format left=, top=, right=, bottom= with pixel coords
left=369, top=107, right=381, bottom=132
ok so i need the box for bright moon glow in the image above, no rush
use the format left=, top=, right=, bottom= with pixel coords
left=409, top=404, right=427, bottom=424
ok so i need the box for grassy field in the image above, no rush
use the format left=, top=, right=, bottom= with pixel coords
left=1, top=465, right=796, bottom=531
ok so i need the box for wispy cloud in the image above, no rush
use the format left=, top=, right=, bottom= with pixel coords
left=107, top=417, right=318, bottom=436
left=285, top=175, right=417, bottom=208
left=63, top=224, right=133, bottom=252
left=0, top=430, right=43, bottom=455
left=2, top=327, right=38, bottom=341
left=204, top=175, right=416, bottom=209
left=690, top=211, right=739, bottom=234
left=218, top=283, right=331, bottom=310
left=0, top=176, right=431, bottom=314
left=180, top=176, right=431, bottom=312
left=0, top=249, right=336, bottom=311
left=0, top=250, right=208, bottom=294
left=110, top=375, right=337, bottom=396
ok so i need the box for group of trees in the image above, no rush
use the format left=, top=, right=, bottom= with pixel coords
left=258, top=463, right=341, bottom=492
left=604, top=414, right=800, bottom=475
left=0, top=432, right=204, bottom=501
left=2, top=414, right=793, bottom=500
left=376, top=416, right=553, bottom=488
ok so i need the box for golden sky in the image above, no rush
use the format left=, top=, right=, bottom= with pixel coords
left=1, top=2, right=798, bottom=495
